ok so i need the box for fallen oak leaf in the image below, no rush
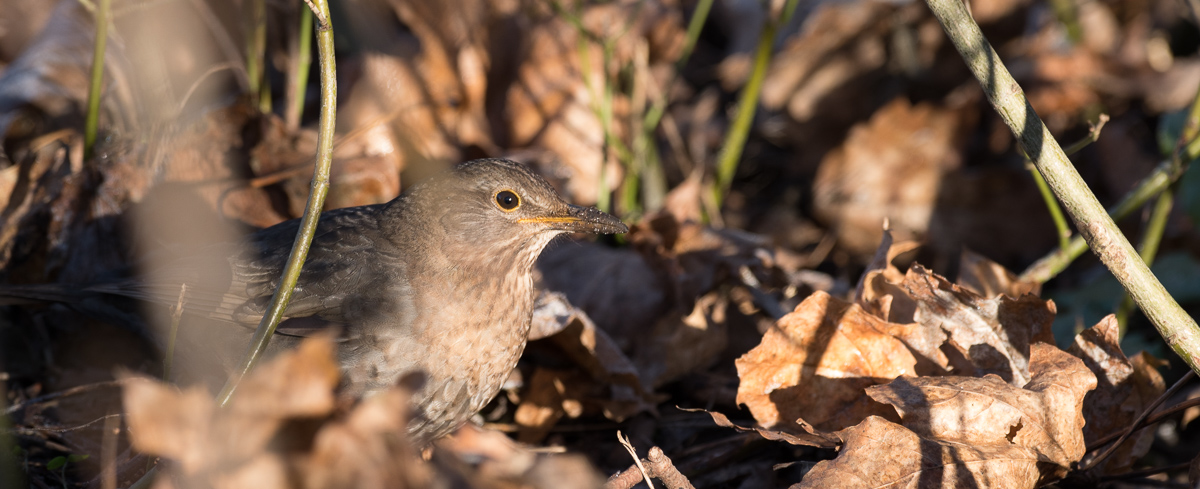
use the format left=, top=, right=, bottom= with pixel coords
left=795, top=416, right=1042, bottom=489
left=1068, top=315, right=1165, bottom=474
left=866, top=343, right=1096, bottom=483
left=904, top=264, right=1055, bottom=385
left=735, top=291, right=916, bottom=431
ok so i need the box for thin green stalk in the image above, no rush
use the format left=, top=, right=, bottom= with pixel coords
left=925, top=0, right=1200, bottom=374
left=631, top=0, right=713, bottom=215
left=1026, top=160, right=1072, bottom=249
left=1021, top=103, right=1197, bottom=283
left=712, top=0, right=799, bottom=207
left=286, top=5, right=313, bottom=129
left=83, top=0, right=111, bottom=159
left=217, top=0, right=335, bottom=407
left=1115, top=187, right=1174, bottom=333
left=246, top=0, right=265, bottom=111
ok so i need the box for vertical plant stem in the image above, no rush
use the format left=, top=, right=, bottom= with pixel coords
left=286, top=5, right=314, bottom=129
left=925, top=0, right=1200, bottom=374
left=84, top=0, right=111, bottom=159
left=712, top=0, right=799, bottom=208
left=216, top=0, right=336, bottom=407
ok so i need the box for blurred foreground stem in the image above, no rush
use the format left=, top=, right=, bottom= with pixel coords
left=924, top=0, right=1200, bottom=374
left=83, top=0, right=111, bottom=159
left=711, top=0, right=799, bottom=209
left=217, top=0, right=336, bottom=407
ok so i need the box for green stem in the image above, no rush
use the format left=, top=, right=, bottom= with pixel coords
left=924, top=0, right=1200, bottom=375
left=216, top=0, right=336, bottom=407
left=712, top=0, right=799, bottom=207
left=1026, top=160, right=1072, bottom=250
left=162, top=285, right=187, bottom=381
left=83, top=0, right=111, bottom=159
left=287, top=5, right=313, bottom=129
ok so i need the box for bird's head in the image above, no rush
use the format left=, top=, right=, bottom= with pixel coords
left=396, top=159, right=628, bottom=270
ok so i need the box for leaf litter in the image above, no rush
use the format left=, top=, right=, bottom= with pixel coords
left=2, top=0, right=1198, bottom=486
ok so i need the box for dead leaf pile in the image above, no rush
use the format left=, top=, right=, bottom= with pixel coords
left=121, top=335, right=601, bottom=489
left=725, top=233, right=1167, bottom=487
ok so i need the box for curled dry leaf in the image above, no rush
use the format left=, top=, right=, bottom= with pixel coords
left=855, top=225, right=921, bottom=323
left=957, top=250, right=1041, bottom=299
left=1067, top=315, right=1165, bottom=474
left=866, top=344, right=1096, bottom=483
left=681, top=407, right=838, bottom=449
left=904, top=264, right=1055, bottom=385
left=795, top=416, right=1042, bottom=489
left=735, top=291, right=916, bottom=432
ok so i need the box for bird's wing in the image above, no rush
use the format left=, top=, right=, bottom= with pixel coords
left=99, top=204, right=405, bottom=332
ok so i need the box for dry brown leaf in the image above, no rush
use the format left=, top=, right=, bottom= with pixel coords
left=795, top=416, right=1041, bottom=489
left=736, top=291, right=916, bottom=431
left=957, top=249, right=1041, bottom=299
left=1068, top=315, right=1165, bottom=474
left=867, top=343, right=1096, bottom=482
left=633, top=291, right=728, bottom=389
left=812, top=98, right=967, bottom=257
left=514, top=367, right=576, bottom=444
left=904, top=265, right=1055, bottom=385
left=855, top=225, right=921, bottom=324
left=683, top=407, right=839, bottom=449
left=532, top=291, right=657, bottom=420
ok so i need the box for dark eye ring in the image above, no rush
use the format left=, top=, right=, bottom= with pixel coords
left=495, top=190, right=520, bottom=211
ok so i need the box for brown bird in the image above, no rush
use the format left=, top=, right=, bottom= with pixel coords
left=3, top=158, right=627, bottom=444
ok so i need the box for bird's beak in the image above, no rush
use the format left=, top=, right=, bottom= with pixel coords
left=519, top=204, right=629, bottom=234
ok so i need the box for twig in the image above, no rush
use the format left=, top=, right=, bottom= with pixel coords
left=647, top=447, right=696, bottom=489
left=1082, top=370, right=1195, bottom=470
left=925, top=0, right=1200, bottom=375
left=616, top=431, right=654, bottom=489
left=1099, top=462, right=1193, bottom=482
left=5, top=381, right=125, bottom=416
left=1063, top=114, right=1109, bottom=156
left=1086, top=375, right=1200, bottom=451
left=1025, top=114, right=1109, bottom=250
left=301, top=0, right=330, bottom=30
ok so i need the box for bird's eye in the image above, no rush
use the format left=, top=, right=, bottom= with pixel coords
left=495, top=190, right=521, bottom=211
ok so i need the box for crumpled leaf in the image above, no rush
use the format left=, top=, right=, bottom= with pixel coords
left=957, top=249, right=1041, bottom=299
left=904, top=264, right=1055, bottom=385
left=795, top=416, right=1041, bottom=489
left=1067, top=315, right=1165, bottom=474
left=866, top=343, right=1097, bottom=483
left=736, top=291, right=916, bottom=431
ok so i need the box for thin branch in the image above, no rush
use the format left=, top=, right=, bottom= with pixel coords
left=924, top=0, right=1200, bottom=375
left=84, top=0, right=112, bottom=159
left=1081, top=370, right=1194, bottom=470
left=616, top=431, right=654, bottom=489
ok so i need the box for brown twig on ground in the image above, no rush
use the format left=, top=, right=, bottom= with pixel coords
left=604, top=443, right=696, bottom=489
left=4, top=380, right=125, bottom=416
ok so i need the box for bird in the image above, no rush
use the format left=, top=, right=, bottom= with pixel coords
left=1, top=158, right=628, bottom=444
